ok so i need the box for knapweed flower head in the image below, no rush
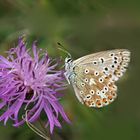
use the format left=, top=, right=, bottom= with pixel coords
left=0, top=37, right=70, bottom=133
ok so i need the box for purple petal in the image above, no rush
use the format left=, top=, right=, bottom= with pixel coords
left=0, top=37, right=69, bottom=133
left=44, top=103, right=55, bottom=133
left=0, top=56, right=12, bottom=67
left=0, top=101, right=6, bottom=109
left=28, top=102, right=43, bottom=122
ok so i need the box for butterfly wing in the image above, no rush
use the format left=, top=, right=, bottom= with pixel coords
left=73, top=49, right=131, bottom=81
left=71, top=65, right=118, bottom=108
left=71, top=49, right=130, bottom=108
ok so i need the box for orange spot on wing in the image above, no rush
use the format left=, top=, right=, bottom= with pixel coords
left=108, top=95, right=113, bottom=101
left=96, top=99, right=102, bottom=108
left=102, top=98, right=108, bottom=104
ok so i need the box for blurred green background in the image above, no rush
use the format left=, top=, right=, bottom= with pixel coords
left=0, top=0, right=140, bottom=140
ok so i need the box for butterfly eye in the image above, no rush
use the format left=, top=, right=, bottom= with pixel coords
left=66, top=58, right=72, bottom=63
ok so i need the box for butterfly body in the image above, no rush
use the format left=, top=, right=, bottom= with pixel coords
left=64, top=49, right=131, bottom=108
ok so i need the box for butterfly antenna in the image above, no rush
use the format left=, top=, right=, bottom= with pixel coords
left=57, top=42, right=72, bottom=58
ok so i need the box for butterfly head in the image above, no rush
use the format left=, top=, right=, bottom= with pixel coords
left=65, top=57, right=72, bottom=63
left=65, top=56, right=73, bottom=72
left=57, top=43, right=73, bottom=83
left=64, top=56, right=74, bottom=84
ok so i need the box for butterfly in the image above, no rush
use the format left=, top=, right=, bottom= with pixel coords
left=64, top=49, right=131, bottom=108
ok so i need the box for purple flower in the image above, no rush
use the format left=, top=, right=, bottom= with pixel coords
left=0, top=37, right=70, bottom=133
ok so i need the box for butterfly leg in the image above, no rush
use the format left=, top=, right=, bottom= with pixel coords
left=64, top=72, right=71, bottom=84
